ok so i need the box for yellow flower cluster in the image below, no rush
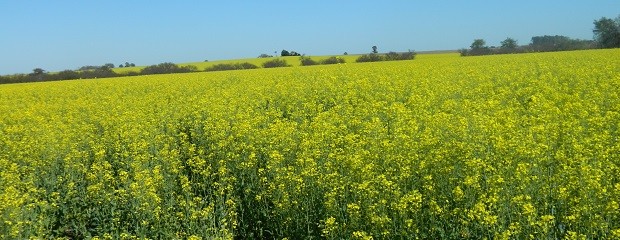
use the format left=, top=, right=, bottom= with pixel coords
left=0, top=49, right=619, bottom=238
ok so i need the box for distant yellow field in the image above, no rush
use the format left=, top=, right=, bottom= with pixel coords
left=1, top=49, right=619, bottom=239
left=112, top=52, right=458, bottom=74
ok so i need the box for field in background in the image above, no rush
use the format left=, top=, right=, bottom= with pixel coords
left=112, top=52, right=460, bottom=74
left=1, top=49, right=619, bottom=239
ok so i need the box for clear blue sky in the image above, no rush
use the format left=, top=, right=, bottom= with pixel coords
left=1, top=1, right=618, bottom=75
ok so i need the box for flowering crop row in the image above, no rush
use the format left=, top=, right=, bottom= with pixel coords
left=1, top=49, right=619, bottom=239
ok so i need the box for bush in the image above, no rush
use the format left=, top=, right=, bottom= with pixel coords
left=385, top=51, right=417, bottom=61
left=206, top=62, right=259, bottom=72
left=320, top=56, right=346, bottom=65
left=356, top=53, right=385, bottom=63
left=262, top=59, right=290, bottom=68
left=299, top=56, right=318, bottom=66
left=140, top=62, right=197, bottom=75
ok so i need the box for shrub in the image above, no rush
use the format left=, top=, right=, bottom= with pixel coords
left=320, top=56, right=346, bottom=65
left=356, top=53, right=385, bottom=63
left=299, top=56, right=318, bottom=66
left=385, top=51, right=417, bottom=61
left=206, top=62, right=259, bottom=72
left=262, top=59, right=290, bottom=68
left=140, top=62, right=197, bottom=75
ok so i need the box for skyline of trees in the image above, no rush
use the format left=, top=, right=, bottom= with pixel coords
left=2, top=14, right=619, bottom=84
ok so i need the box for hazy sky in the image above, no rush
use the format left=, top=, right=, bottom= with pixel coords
left=1, top=1, right=618, bottom=75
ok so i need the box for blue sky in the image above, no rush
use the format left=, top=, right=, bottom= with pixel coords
left=1, top=1, right=618, bottom=75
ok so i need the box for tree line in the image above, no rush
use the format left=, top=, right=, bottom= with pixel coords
left=2, top=15, right=618, bottom=84
left=461, top=15, right=620, bottom=56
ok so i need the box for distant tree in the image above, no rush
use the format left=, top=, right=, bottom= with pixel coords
left=384, top=51, right=417, bottom=61
left=32, top=68, right=46, bottom=75
left=281, top=50, right=290, bottom=56
left=464, top=39, right=492, bottom=56
left=125, top=62, right=131, bottom=67
left=206, top=62, right=258, bottom=71
left=470, top=39, right=486, bottom=50
left=140, top=62, right=196, bottom=75
left=593, top=16, right=620, bottom=48
left=258, top=54, right=273, bottom=58
left=356, top=53, right=384, bottom=62
left=29, top=68, right=47, bottom=81
left=372, top=46, right=378, bottom=54
left=79, top=65, right=100, bottom=71
left=500, top=38, right=518, bottom=50
left=343, top=52, right=348, bottom=55
left=289, top=51, right=301, bottom=56
left=129, top=63, right=135, bottom=67
left=102, top=63, right=115, bottom=69
left=119, top=64, right=124, bottom=68
left=55, top=70, right=80, bottom=80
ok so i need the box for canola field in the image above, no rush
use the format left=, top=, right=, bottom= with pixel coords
left=1, top=49, right=619, bottom=239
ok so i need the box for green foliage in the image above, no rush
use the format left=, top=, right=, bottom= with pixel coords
left=529, top=35, right=593, bottom=52
left=205, top=62, right=259, bottom=72
left=500, top=37, right=518, bottom=52
left=140, top=62, right=197, bottom=75
left=281, top=50, right=301, bottom=57
left=356, top=53, right=385, bottom=62
left=299, top=56, right=318, bottom=66
left=319, top=56, right=346, bottom=65
left=262, top=58, right=290, bottom=68
left=384, top=51, right=417, bottom=61
left=593, top=16, right=620, bottom=48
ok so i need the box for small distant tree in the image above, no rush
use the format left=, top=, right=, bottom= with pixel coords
left=32, top=68, right=46, bottom=75
left=125, top=62, right=131, bottom=67
left=470, top=39, right=486, bottom=50
left=281, top=50, right=290, bottom=57
left=467, top=39, right=492, bottom=56
left=343, top=52, right=348, bottom=55
left=102, top=63, right=115, bottom=69
left=499, top=37, right=518, bottom=53
left=118, top=64, right=124, bottom=68
left=130, top=63, right=135, bottom=67
left=258, top=54, right=273, bottom=58
left=372, top=46, right=378, bottom=54
left=500, top=38, right=518, bottom=50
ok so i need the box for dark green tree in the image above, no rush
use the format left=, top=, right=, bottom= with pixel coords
left=470, top=39, right=486, bottom=50
left=32, top=68, right=46, bottom=75
left=372, top=46, right=378, bottom=54
left=593, top=16, right=620, bottom=48
left=500, top=38, right=518, bottom=50
left=281, top=50, right=290, bottom=56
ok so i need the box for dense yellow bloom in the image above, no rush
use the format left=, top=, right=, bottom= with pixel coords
left=1, top=49, right=619, bottom=238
